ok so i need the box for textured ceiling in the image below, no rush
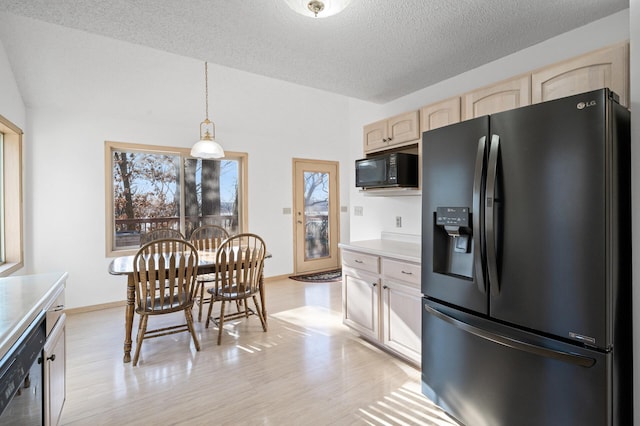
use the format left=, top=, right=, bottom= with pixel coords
left=0, top=0, right=629, bottom=103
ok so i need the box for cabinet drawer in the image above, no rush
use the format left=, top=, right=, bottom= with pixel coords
left=382, top=258, right=421, bottom=285
left=342, top=250, right=379, bottom=274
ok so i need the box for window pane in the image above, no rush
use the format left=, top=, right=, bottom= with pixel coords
left=184, top=158, right=239, bottom=237
left=108, top=142, right=247, bottom=254
left=304, top=171, right=329, bottom=260
left=112, top=150, right=181, bottom=249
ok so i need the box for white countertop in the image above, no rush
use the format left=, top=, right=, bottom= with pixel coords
left=0, top=272, right=68, bottom=358
left=339, top=239, right=421, bottom=263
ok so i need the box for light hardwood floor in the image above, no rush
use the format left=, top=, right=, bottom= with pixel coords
left=61, top=277, right=459, bottom=425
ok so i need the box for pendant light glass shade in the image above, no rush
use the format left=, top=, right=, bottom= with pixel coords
left=191, top=118, right=224, bottom=158
left=191, top=62, right=224, bottom=159
left=284, top=0, right=351, bottom=18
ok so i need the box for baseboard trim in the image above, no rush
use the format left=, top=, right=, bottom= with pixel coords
left=65, top=300, right=126, bottom=315
left=263, top=273, right=292, bottom=283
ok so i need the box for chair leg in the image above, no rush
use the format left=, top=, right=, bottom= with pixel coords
left=198, top=282, right=205, bottom=322
left=252, top=295, right=267, bottom=332
left=185, top=308, right=201, bottom=351
left=243, top=297, right=250, bottom=318
left=217, top=301, right=226, bottom=345
left=133, top=315, right=148, bottom=367
left=205, top=296, right=215, bottom=328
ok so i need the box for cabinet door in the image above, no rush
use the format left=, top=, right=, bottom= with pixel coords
left=342, top=266, right=379, bottom=339
left=462, top=75, right=531, bottom=120
left=44, top=314, right=66, bottom=426
left=381, top=280, right=421, bottom=365
left=531, top=43, right=629, bottom=107
left=363, top=119, right=388, bottom=153
left=420, top=97, right=461, bottom=132
left=387, top=110, right=420, bottom=147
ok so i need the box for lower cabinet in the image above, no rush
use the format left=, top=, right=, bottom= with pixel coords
left=343, top=267, right=380, bottom=340
left=342, top=249, right=421, bottom=365
left=381, top=259, right=421, bottom=364
left=44, top=313, right=66, bottom=426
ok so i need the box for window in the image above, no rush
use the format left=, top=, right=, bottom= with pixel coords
left=105, top=141, right=247, bottom=255
left=0, top=114, right=23, bottom=276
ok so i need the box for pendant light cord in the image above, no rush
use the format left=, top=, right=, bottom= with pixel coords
left=204, top=62, right=209, bottom=120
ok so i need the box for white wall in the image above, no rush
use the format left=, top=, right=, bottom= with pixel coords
left=0, top=39, right=25, bottom=129
left=0, top=14, right=361, bottom=309
left=346, top=10, right=631, bottom=242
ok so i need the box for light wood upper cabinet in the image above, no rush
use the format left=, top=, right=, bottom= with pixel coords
left=420, top=96, right=461, bottom=132
left=462, top=75, right=531, bottom=120
left=531, top=43, right=629, bottom=107
left=363, top=119, right=388, bottom=152
left=363, top=110, right=420, bottom=153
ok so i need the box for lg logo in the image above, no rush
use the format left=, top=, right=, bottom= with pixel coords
left=577, top=100, right=597, bottom=109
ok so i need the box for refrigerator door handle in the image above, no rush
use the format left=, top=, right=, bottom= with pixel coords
left=486, top=134, right=500, bottom=294
left=472, top=136, right=486, bottom=294
left=424, top=303, right=596, bottom=367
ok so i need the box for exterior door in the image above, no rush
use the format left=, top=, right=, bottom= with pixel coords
left=293, top=159, right=340, bottom=274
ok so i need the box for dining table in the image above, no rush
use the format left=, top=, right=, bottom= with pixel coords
left=108, top=250, right=270, bottom=363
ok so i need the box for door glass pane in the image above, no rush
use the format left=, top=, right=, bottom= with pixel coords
left=304, top=171, right=329, bottom=260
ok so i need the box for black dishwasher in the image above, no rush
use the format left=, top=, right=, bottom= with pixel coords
left=0, top=313, right=46, bottom=424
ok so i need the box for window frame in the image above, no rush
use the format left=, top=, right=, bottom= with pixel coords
left=0, top=114, right=24, bottom=276
left=105, top=141, right=248, bottom=257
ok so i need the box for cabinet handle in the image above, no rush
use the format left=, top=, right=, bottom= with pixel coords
left=47, top=354, right=56, bottom=362
left=401, top=271, right=413, bottom=275
left=372, top=283, right=377, bottom=287
left=387, top=137, right=393, bottom=141
left=383, top=285, right=388, bottom=289
left=354, top=259, right=363, bottom=264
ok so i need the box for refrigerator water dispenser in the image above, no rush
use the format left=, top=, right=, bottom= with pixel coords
left=433, top=207, right=473, bottom=279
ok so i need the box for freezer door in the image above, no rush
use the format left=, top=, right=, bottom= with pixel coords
left=487, top=89, right=630, bottom=349
left=421, top=299, right=631, bottom=426
left=421, top=116, right=489, bottom=315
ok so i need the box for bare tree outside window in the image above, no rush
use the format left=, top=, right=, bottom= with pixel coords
left=109, top=143, right=242, bottom=252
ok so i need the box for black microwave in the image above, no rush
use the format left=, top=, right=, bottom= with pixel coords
left=355, top=152, right=419, bottom=189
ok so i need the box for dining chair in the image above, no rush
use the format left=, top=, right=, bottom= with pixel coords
left=205, top=233, right=267, bottom=345
left=131, top=238, right=200, bottom=366
left=139, top=228, right=184, bottom=246
left=189, top=224, right=230, bottom=321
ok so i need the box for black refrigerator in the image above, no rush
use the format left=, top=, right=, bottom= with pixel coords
left=420, top=88, right=632, bottom=426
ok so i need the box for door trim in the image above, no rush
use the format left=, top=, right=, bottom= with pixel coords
left=292, top=158, right=340, bottom=275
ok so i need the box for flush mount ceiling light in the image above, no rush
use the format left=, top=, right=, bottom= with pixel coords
left=191, top=62, right=224, bottom=159
left=284, top=0, right=352, bottom=18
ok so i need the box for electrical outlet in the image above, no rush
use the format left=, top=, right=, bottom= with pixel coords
left=354, top=206, right=363, bottom=216
left=282, top=207, right=292, bottom=215
left=396, top=216, right=402, bottom=227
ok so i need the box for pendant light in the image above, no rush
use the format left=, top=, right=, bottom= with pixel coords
left=284, top=0, right=351, bottom=18
left=191, top=62, right=224, bottom=159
